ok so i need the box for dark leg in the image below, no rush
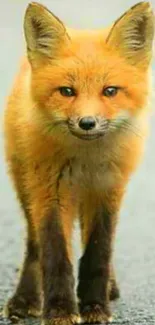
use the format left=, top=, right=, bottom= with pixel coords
left=78, top=207, right=113, bottom=323
left=4, top=160, right=42, bottom=320
left=40, top=210, right=78, bottom=325
left=5, top=224, right=42, bottom=320
left=78, top=186, right=125, bottom=324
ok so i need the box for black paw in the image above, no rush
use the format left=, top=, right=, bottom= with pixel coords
left=42, top=300, right=80, bottom=325
left=80, top=304, right=112, bottom=324
left=4, top=295, right=42, bottom=320
left=42, top=314, right=80, bottom=325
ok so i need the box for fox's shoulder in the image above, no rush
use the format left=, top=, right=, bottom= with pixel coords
left=6, top=56, right=31, bottom=111
left=12, top=56, right=31, bottom=93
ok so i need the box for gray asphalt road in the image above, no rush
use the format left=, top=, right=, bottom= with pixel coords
left=0, top=1, right=155, bottom=324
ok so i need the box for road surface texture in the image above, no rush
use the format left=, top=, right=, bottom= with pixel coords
left=0, top=1, right=155, bottom=324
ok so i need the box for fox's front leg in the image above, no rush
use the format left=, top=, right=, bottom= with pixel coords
left=78, top=188, right=124, bottom=323
left=33, top=184, right=79, bottom=325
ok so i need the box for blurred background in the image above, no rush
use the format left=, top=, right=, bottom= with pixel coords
left=0, top=1, right=155, bottom=324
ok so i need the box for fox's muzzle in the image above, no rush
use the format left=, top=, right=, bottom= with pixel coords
left=68, top=116, right=108, bottom=140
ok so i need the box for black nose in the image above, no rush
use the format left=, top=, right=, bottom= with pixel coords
left=79, top=116, right=96, bottom=131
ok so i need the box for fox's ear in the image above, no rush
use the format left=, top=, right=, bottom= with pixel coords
left=106, top=2, right=154, bottom=68
left=24, top=2, right=69, bottom=65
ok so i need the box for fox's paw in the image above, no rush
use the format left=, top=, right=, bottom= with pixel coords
left=80, top=304, right=112, bottom=324
left=42, top=314, right=81, bottom=325
left=4, top=295, right=42, bottom=321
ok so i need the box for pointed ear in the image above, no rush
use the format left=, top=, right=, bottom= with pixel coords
left=106, top=2, right=154, bottom=68
left=24, top=2, right=69, bottom=65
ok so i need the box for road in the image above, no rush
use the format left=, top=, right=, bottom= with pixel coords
left=0, top=1, right=155, bottom=324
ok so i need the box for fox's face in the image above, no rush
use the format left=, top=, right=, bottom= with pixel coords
left=24, top=2, right=154, bottom=141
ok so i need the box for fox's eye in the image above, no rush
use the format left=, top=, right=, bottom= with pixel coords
left=103, top=86, right=119, bottom=97
left=59, top=87, right=76, bottom=97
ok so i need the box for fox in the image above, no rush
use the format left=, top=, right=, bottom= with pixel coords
left=3, top=1, right=154, bottom=325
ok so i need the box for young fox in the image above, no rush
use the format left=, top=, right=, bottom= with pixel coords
left=4, top=1, right=154, bottom=324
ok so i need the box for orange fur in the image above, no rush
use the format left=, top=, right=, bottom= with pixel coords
left=4, top=2, right=154, bottom=324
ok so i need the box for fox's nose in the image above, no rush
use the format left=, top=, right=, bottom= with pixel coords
left=78, top=116, right=96, bottom=131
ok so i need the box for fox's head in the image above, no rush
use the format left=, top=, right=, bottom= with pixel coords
left=24, top=2, right=154, bottom=141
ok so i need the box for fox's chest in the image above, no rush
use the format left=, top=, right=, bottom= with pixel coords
left=59, top=150, right=120, bottom=195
